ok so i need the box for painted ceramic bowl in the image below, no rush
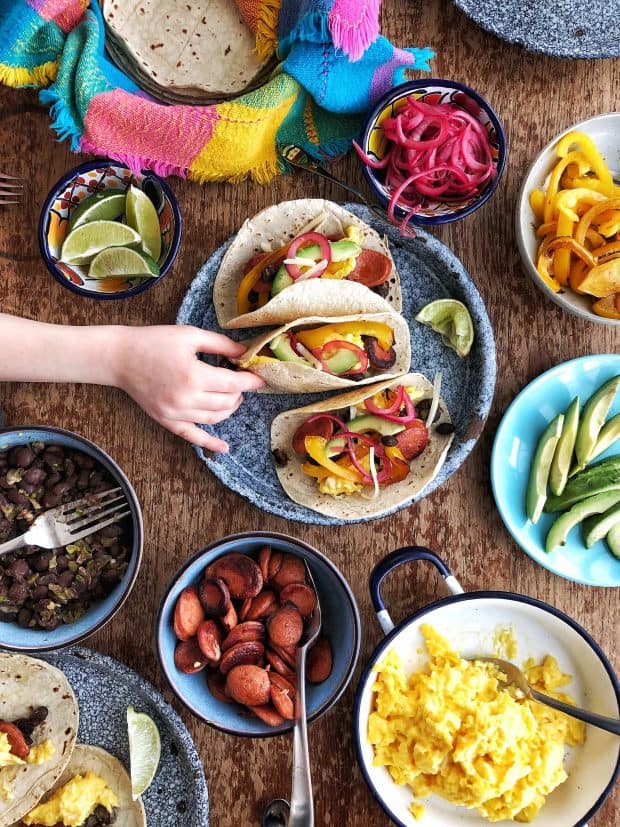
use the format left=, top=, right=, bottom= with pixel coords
left=516, top=112, right=620, bottom=326
left=156, top=531, right=361, bottom=737
left=0, top=425, right=143, bottom=651
left=359, top=79, right=507, bottom=226
left=355, top=547, right=620, bottom=827
left=38, top=160, right=182, bottom=299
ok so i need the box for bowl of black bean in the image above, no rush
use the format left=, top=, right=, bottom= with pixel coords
left=0, top=425, right=143, bottom=651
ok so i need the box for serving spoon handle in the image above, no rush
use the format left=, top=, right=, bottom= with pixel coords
left=288, top=644, right=314, bottom=827
left=530, top=687, right=620, bottom=736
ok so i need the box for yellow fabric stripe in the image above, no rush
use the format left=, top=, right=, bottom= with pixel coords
left=255, top=0, right=281, bottom=62
left=0, top=60, right=57, bottom=87
left=188, top=91, right=296, bottom=184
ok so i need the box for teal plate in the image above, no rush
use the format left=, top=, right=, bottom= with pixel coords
left=491, top=354, right=620, bottom=587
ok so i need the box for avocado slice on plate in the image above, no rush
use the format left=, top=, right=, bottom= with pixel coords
left=606, top=522, right=620, bottom=560
left=549, top=397, right=580, bottom=497
left=582, top=502, right=620, bottom=549
left=545, top=489, right=620, bottom=552
left=269, top=333, right=308, bottom=364
left=526, top=414, right=564, bottom=524
left=575, top=374, right=620, bottom=468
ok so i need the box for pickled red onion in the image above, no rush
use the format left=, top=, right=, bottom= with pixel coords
left=354, top=96, right=496, bottom=236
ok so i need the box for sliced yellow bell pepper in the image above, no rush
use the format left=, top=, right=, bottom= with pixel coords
left=300, top=462, right=331, bottom=479
left=554, top=212, right=574, bottom=284
left=553, top=188, right=606, bottom=223
left=592, top=295, right=620, bottom=319
left=577, top=258, right=620, bottom=297
left=543, top=151, right=591, bottom=223
left=529, top=188, right=546, bottom=221
left=556, top=132, right=615, bottom=197
left=536, top=232, right=562, bottom=293
left=236, top=245, right=288, bottom=316
left=296, top=321, right=394, bottom=351
left=303, top=436, right=362, bottom=481
left=575, top=198, right=620, bottom=245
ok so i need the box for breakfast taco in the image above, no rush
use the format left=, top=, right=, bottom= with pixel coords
left=213, top=199, right=402, bottom=329
left=270, top=373, right=454, bottom=520
left=0, top=654, right=78, bottom=827
left=16, top=744, right=146, bottom=827
left=235, top=312, right=412, bottom=393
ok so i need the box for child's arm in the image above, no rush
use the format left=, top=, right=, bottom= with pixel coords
left=0, top=314, right=264, bottom=452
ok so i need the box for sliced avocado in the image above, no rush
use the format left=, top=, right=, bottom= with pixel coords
left=590, top=412, right=620, bottom=462
left=323, top=348, right=359, bottom=375
left=271, top=265, right=294, bottom=296
left=268, top=333, right=308, bottom=364
left=549, top=397, right=580, bottom=497
left=526, top=414, right=564, bottom=524
left=582, top=502, right=620, bottom=548
left=606, top=522, right=620, bottom=559
left=545, top=490, right=620, bottom=552
left=575, top=374, right=620, bottom=467
left=295, top=239, right=362, bottom=263
left=545, top=458, right=620, bottom=512
left=326, top=416, right=405, bottom=456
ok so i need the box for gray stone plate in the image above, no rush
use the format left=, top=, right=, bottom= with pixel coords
left=452, top=0, right=620, bottom=58
left=177, top=203, right=496, bottom=526
left=39, top=647, right=209, bottom=826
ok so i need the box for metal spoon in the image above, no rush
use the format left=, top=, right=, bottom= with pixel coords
left=474, top=656, right=620, bottom=736
left=263, top=561, right=322, bottom=827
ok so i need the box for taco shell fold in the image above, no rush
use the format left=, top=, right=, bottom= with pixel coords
left=270, top=373, right=454, bottom=521
left=235, top=312, right=412, bottom=393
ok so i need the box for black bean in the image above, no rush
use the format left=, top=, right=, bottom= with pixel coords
left=435, top=421, right=455, bottom=435
left=44, top=471, right=62, bottom=489
left=17, top=608, right=32, bottom=627
left=14, top=445, right=35, bottom=468
left=381, top=435, right=398, bottom=446
left=38, top=573, right=57, bottom=586
left=52, top=481, right=71, bottom=497
left=56, top=554, right=69, bottom=572
left=8, top=581, right=28, bottom=603
left=100, top=523, right=123, bottom=539
left=22, top=466, right=46, bottom=486
left=33, top=585, right=49, bottom=600
left=58, top=571, right=74, bottom=587
left=42, top=492, right=62, bottom=508
left=94, top=804, right=112, bottom=824
left=272, top=448, right=289, bottom=467
left=6, top=559, right=30, bottom=580
left=74, top=453, right=94, bottom=470
left=33, top=551, right=53, bottom=572
left=29, top=706, right=48, bottom=727
left=76, top=469, right=91, bottom=489
left=7, top=489, right=29, bottom=508
left=14, top=718, right=35, bottom=737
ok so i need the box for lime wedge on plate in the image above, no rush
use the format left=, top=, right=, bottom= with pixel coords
left=127, top=706, right=161, bottom=800
left=61, top=220, right=141, bottom=265
left=88, top=246, right=160, bottom=279
left=125, top=184, right=162, bottom=261
left=69, top=191, right=127, bottom=229
left=415, top=299, right=474, bottom=358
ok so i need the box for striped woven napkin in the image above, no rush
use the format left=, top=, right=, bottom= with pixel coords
left=0, top=0, right=433, bottom=183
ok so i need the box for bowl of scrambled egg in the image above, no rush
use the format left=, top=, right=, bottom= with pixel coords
left=354, top=546, right=620, bottom=826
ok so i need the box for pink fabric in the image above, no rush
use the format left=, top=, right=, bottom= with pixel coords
left=82, top=89, right=220, bottom=177
left=28, top=0, right=86, bottom=33
left=328, top=0, right=380, bottom=61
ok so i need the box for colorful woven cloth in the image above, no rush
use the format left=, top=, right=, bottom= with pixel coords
left=0, top=0, right=433, bottom=183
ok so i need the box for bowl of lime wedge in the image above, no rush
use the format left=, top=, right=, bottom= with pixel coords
left=38, top=160, right=182, bottom=300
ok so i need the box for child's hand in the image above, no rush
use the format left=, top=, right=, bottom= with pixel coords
left=113, top=325, right=264, bottom=452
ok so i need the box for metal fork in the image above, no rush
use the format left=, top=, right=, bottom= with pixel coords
left=0, top=172, right=23, bottom=205
left=263, top=561, right=322, bottom=827
left=0, top=488, right=129, bottom=556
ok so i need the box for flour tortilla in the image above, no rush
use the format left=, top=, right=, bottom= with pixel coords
left=236, top=312, right=412, bottom=393
left=102, top=0, right=269, bottom=98
left=271, top=373, right=454, bottom=520
left=0, top=654, right=78, bottom=827
left=18, top=745, right=146, bottom=827
left=213, top=199, right=402, bottom=329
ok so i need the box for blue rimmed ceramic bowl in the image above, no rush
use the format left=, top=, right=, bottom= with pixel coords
left=38, top=160, right=182, bottom=300
left=0, top=425, right=143, bottom=651
left=354, top=547, right=620, bottom=827
left=359, top=79, right=507, bottom=227
left=156, top=531, right=361, bottom=737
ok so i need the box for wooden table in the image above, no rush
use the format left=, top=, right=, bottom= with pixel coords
left=1, top=1, right=619, bottom=824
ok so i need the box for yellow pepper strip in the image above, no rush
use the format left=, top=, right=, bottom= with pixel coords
left=597, top=212, right=620, bottom=238
left=257, top=291, right=269, bottom=308
left=545, top=236, right=596, bottom=270
left=536, top=234, right=562, bottom=293
left=569, top=259, right=589, bottom=293
left=554, top=212, right=574, bottom=284
left=300, top=462, right=331, bottom=479
left=576, top=198, right=620, bottom=245
left=529, top=188, right=546, bottom=221
left=296, top=321, right=394, bottom=351
left=544, top=152, right=592, bottom=223
left=595, top=243, right=620, bottom=262
left=553, top=188, right=606, bottom=223
left=592, top=295, right=620, bottom=319
left=304, top=436, right=362, bottom=481
left=565, top=177, right=620, bottom=197
left=577, top=258, right=620, bottom=297
left=236, top=245, right=288, bottom=315
left=586, top=228, right=605, bottom=248
left=536, top=221, right=557, bottom=237
left=556, top=131, right=615, bottom=197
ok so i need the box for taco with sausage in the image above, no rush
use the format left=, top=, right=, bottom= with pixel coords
left=0, top=653, right=78, bottom=827
left=234, top=312, right=412, bottom=393
left=213, top=199, right=401, bottom=329
left=17, top=744, right=146, bottom=827
left=270, top=373, right=453, bottom=520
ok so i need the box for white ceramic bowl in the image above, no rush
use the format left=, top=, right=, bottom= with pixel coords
left=354, top=548, right=620, bottom=827
left=515, top=112, right=620, bottom=326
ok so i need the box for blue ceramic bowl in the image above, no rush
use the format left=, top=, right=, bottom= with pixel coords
left=38, top=160, right=182, bottom=300
left=156, top=531, right=361, bottom=737
left=359, top=79, right=507, bottom=226
left=0, top=426, right=143, bottom=650
left=491, top=354, right=620, bottom=587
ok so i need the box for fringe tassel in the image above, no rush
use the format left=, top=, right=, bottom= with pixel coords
left=255, top=0, right=281, bottom=62
left=329, top=0, right=380, bottom=62
left=39, top=87, right=82, bottom=151
left=0, top=60, right=58, bottom=88
left=190, top=156, right=282, bottom=185
left=79, top=137, right=190, bottom=179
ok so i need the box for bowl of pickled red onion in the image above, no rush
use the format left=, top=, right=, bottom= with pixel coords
left=356, top=79, right=507, bottom=234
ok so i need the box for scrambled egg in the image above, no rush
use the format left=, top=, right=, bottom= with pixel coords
left=368, top=625, right=585, bottom=823
left=318, top=476, right=362, bottom=496
left=0, top=733, right=24, bottom=769
left=0, top=734, right=55, bottom=801
left=494, top=625, right=519, bottom=660
left=319, top=226, right=363, bottom=280
left=22, top=772, right=119, bottom=827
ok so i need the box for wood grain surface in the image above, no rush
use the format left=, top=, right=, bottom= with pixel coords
left=1, top=1, right=619, bottom=824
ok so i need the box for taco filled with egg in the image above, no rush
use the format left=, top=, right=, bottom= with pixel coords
left=270, top=372, right=453, bottom=520
left=213, top=199, right=402, bottom=330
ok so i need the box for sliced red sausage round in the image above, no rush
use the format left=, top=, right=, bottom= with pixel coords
left=347, top=250, right=392, bottom=288
left=292, top=417, right=335, bottom=455
left=396, top=420, right=429, bottom=460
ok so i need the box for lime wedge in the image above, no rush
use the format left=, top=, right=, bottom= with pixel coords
left=69, top=191, right=127, bottom=230
left=61, top=221, right=141, bottom=265
left=125, top=184, right=162, bottom=261
left=127, top=706, right=161, bottom=800
left=415, top=299, right=474, bottom=358
left=88, top=246, right=160, bottom=279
